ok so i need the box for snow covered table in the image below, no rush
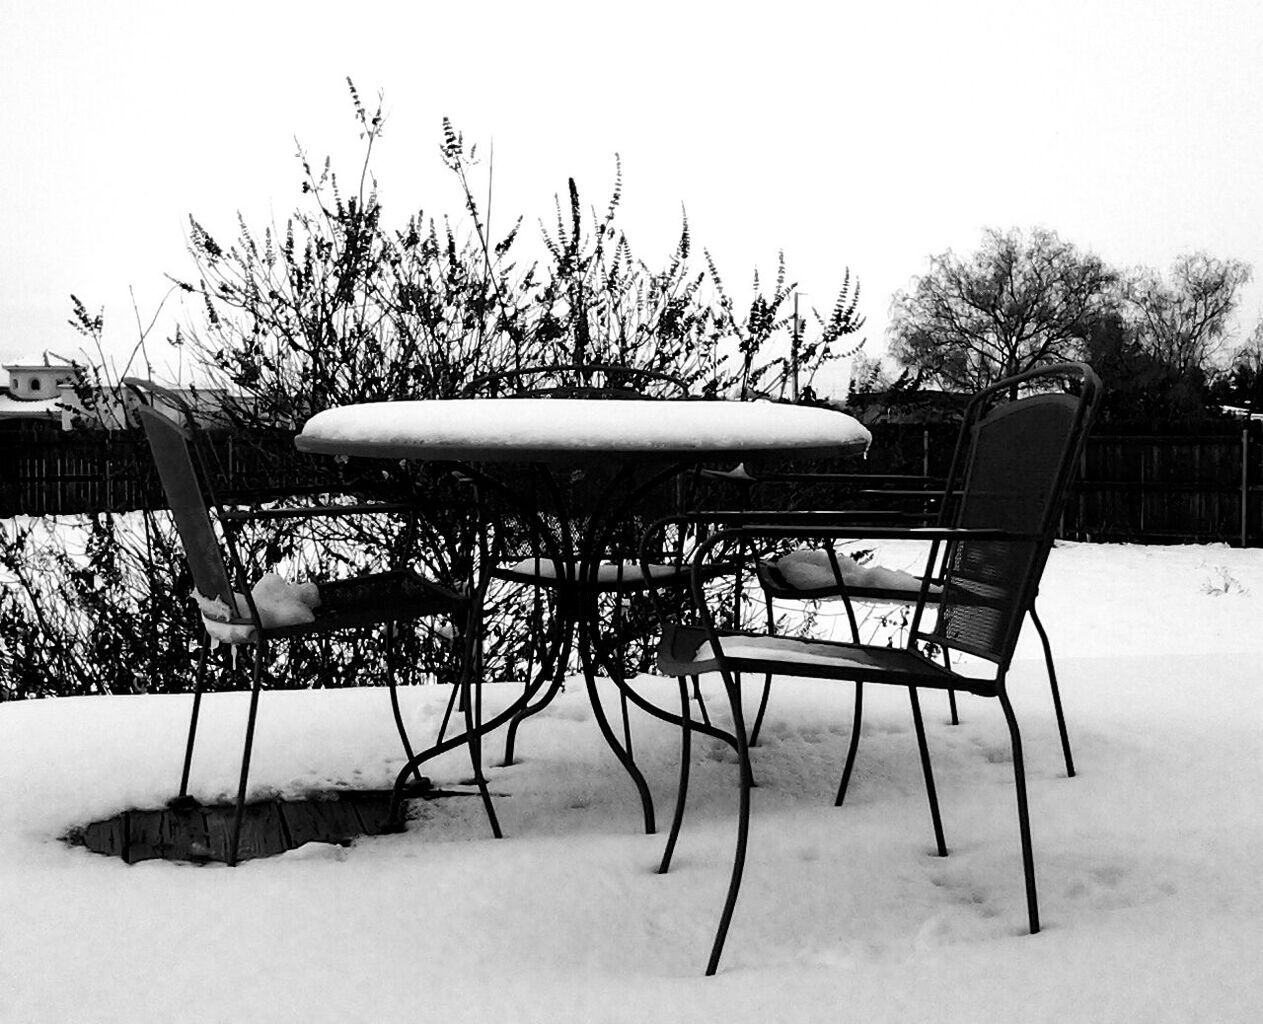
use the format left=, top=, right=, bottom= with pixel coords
left=295, top=397, right=871, bottom=464
left=296, top=397, right=871, bottom=832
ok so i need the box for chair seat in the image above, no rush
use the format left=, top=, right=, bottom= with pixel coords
left=200, top=570, right=465, bottom=643
left=494, top=557, right=704, bottom=592
left=757, top=548, right=942, bottom=602
left=279, top=570, right=466, bottom=637
left=656, top=623, right=997, bottom=696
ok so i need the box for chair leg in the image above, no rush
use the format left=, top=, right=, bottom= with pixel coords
left=999, top=687, right=1040, bottom=933
left=619, top=687, right=635, bottom=761
left=611, top=592, right=636, bottom=760
left=461, top=636, right=502, bottom=839
left=228, top=638, right=267, bottom=867
left=691, top=675, right=711, bottom=729
left=748, top=603, right=776, bottom=747
left=522, top=586, right=543, bottom=691
left=1030, top=604, right=1074, bottom=777
left=942, top=647, right=960, bottom=726
left=436, top=678, right=461, bottom=745
left=384, top=622, right=425, bottom=789
left=658, top=675, right=692, bottom=874
left=909, top=687, right=948, bottom=857
left=748, top=675, right=773, bottom=747
left=179, top=634, right=211, bottom=799
left=705, top=675, right=754, bottom=976
left=503, top=626, right=573, bottom=766
left=728, top=674, right=758, bottom=790
left=834, top=682, right=864, bottom=807
left=581, top=640, right=656, bottom=835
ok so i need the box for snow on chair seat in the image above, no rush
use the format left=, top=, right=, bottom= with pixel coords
left=757, top=547, right=943, bottom=602
left=656, top=622, right=993, bottom=695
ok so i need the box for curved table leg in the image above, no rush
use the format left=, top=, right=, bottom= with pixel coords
left=385, top=621, right=426, bottom=789
left=578, top=609, right=657, bottom=835
left=385, top=661, right=550, bottom=830
left=658, top=675, right=692, bottom=874
left=460, top=622, right=502, bottom=838
left=502, top=611, right=574, bottom=766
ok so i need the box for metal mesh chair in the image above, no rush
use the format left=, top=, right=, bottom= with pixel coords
left=724, top=370, right=1094, bottom=777
left=124, top=378, right=493, bottom=864
left=649, top=362, right=1101, bottom=974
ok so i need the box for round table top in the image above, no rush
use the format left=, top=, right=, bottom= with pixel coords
left=295, top=397, right=871, bottom=463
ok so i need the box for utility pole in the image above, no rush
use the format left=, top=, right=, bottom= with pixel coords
left=791, top=291, right=802, bottom=402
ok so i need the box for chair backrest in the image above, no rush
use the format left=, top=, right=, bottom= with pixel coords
left=124, top=379, right=240, bottom=613
left=461, top=362, right=690, bottom=400
left=912, top=362, right=1100, bottom=666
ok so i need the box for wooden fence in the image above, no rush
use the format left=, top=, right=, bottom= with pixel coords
left=0, top=430, right=341, bottom=517
left=849, top=423, right=1263, bottom=546
left=4, top=424, right=1263, bottom=544
left=1069, top=432, right=1261, bottom=545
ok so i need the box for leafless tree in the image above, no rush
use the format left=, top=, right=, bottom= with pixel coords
left=1124, top=252, right=1252, bottom=374
left=889, top=227, right=1117, bottom=391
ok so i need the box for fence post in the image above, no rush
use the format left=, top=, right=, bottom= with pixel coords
left=922, top=427, right=930, bottom=478
left=1138, top=444, right=1146, bottom=536
left=1242, top=427, right=1249, bottom=548
left=105, top=434, right=113, bottom=511
left=1079, top=442, right=1088, bottom=541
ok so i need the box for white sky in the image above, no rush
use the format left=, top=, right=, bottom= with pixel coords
left=3, top=0, right=1263, bottom=394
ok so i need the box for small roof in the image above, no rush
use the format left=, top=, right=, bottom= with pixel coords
left=3, top=351, right=77, bottom=370
left=0, top=393, right=63, bottom=418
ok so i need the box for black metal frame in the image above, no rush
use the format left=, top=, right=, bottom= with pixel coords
left=429, top=455, right=715, bottom=835
left=453, top=362, right=697, bottom=830
left=124, top=378, right=497, bottom=864
left=643, top=362, right=1101, bottom=974
left=712, top=423, right=1086, bottom=776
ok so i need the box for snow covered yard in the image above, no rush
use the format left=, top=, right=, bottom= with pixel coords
left=2, top=541, right=1262, bottom=1022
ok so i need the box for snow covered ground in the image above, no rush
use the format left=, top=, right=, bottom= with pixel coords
left=2, top=541, right=1262, bottom=1022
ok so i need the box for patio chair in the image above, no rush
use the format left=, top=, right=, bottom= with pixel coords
left=650, top=361, right=1101, bottom=974
left=124, top=378, right=494, bottom=864
left=710, top=368, right=1094, bottom=777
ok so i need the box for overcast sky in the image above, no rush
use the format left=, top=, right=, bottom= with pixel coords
left=3, top=0, right=1262, bottom=394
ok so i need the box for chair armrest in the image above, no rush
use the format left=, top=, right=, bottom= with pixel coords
left=686, top=521, right=1034, bottom=592
left=682, top=518, right=1032, bottom=584
left=700, top=517, right=1028, bottom=542
left=634, top=509, right=935, bottom=595
left=672, top=522, right=1035, bottom=634
left=699, top=465, right=759, bottom=483
left=758, top=472, right=947, bottom=488
left=221, top=502, right=415, bottom=523
left=695, top=466, right=951, bottom=520
left=701, top=465, right=948, bottom=488
left=643, top=507, right=921, bottom=532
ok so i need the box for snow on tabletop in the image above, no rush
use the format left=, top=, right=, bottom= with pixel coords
left=296, top=398, right=871, bottom=457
